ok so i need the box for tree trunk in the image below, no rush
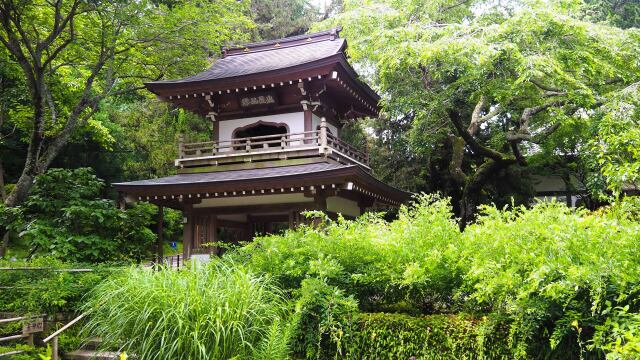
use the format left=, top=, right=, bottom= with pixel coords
left=0, top=157, right=9, bottom=257
left=458, top=159, right=512, bottom=230
left=4, top=76, right=47, bottom=208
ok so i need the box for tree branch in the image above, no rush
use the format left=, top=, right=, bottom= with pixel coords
left=448, top=134, right=467, bottom=185
left=448, top=109, right=512, bottom=162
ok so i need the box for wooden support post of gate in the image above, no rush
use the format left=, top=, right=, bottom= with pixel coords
left=156, top=205, right=164, bottom=264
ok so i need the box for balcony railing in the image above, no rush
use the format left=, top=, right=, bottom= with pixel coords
left=177, top=119, right=370, bottom=170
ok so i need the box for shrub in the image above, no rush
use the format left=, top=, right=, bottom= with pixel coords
left=232, top=195, right=640, bottom=359
left=0, top=257, right=111, bottom=314
left=4, top=168, right=156, bottom=263
left=233, top=194, right=462, bottom=313
left=0, top=344, right=45, bottom=359
left=459, top=201, right=640, bottom=357
left=289, top=278, right=358, bottom=359
left=82, top=261, right=292, bottom=360
left=342, top=313, right=510, bottom=360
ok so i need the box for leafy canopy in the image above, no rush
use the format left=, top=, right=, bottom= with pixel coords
left=318, top=0, right=640, bottom=211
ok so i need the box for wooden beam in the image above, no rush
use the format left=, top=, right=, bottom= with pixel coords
left=192, top=202, right=319, bottom=215
left=249, top=214, right=289, bottom=223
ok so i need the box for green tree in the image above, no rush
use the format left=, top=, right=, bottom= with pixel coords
left=321, top=0, right=640, bottom=227
left=591, top=84, right=640, bottom=194
left=2, top=168, right=157, bottom=262
left=583, top=0, right=640, bottom=28
left=0, top=0, right=251, bottom=208
left=250, top=0, right=325, bottom=39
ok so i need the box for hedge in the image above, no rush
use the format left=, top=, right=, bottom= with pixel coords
left=341, top=313, right=511, bottom=360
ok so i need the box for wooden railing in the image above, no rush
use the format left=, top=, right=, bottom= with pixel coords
left=180, top=130, right=320, bottom=157
left=326, top=132, right=370, bottom=167
left=0, top=315, right=45, bottom=357
left=43, top=313, right=86, bottom=360
left=177, top=118, right=370, bottom=169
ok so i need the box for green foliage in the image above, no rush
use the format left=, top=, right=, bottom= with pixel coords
left=583, top=0, right=640, bottom=28
left=342, top=313, right=510, bottom=359
left=591, top=85, right=640, bottom=193
left=460, top=200, right=640, bottom=358
left=233, top=194, right=461, bottom=313
left=0, top=0, right=253, bottom=208
left=250, top=0, right=322, bottom=39
left=94, top=99, right=212, bottom=180
left=0, top=257, right=111, bottom=314
left=8, top=168, right=156, bottom=262
left=233, top=195, right=640, bottom=358
left=0, top=343, right=43, bottom=359
left=57, top=326, right=85, bottom=355
left=289, top=278, right=358, bottom=359
left=316, top=0, right=640, bottom=213
left=82, top=261, right=291, bottom=360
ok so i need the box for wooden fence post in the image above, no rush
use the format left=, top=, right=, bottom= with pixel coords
left=52, top=336, right=58, bottom=360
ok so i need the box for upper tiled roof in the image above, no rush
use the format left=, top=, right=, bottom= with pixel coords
left=148, top=29, right=346, bottom=85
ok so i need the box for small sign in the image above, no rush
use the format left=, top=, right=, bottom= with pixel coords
left=22, top=318, right=43, bottom=334
left=170, top=242, right=177, bottom=249
left=239, top=91, right=277, bottom=108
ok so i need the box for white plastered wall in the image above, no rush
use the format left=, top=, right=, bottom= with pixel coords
left=327, top=196, right=360, bottom=218
left=193, top=193, right=310, bottom=208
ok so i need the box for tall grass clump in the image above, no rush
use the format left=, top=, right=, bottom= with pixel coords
left=81, top=262, right=291, bottom=360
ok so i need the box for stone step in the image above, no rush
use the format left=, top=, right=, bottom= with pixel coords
left=63, top=350, right=121, bottom=360
left=82, top=337, right=103, bottom=351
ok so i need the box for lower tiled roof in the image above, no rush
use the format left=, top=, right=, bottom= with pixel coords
left=113, top=162, right=349, bottom=186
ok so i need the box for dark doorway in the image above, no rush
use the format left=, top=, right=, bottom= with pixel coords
left=234, top=122, right=288, bottom=139
left=233, top=122, right=288, bottom=150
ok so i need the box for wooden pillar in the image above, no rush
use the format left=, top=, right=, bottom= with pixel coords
left=212, top=119, right=219, bottom=142
left=303, top=109, right=312, bottom=132
left=178, top=133, right=185, bottom=159
left=288, top=211, right=295, bottom=229
left=156, top=206, right=164, bottom=263
left=207, top=215, right=218, bottom=256
left=51, top=337, right=58, bottom=360
left=314, top=192, right=328, bottom=212
left=303, top=108, right=313, bottom=144
left=245, top=214, right=253, bottom=241
left=182, top=205, right=193, bottom=259
left=313, top=193, right=327, bottom=227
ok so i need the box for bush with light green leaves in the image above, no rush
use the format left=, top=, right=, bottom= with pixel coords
left=234, top=195, right=640, bottom=359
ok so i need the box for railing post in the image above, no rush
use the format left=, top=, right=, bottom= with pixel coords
left=246, top=139, right=251, bottom=152
left=52, top=336, right=58, bottom=360
left=320, top=117, right=328, bottom=151
left=281, top=136, right=286, bottom=149
left=178, top=133, right=185, bottom=159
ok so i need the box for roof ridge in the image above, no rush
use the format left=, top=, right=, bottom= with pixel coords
left=222, top=27, right=342, bottom=57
